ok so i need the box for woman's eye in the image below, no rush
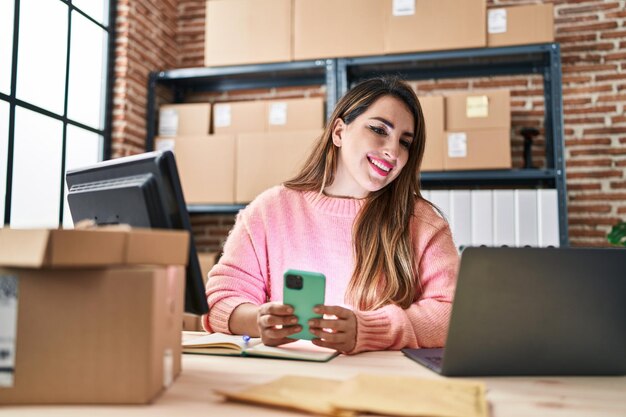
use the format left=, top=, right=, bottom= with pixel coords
left=369, top=125, right=387, bottom=135
left=400, top=139, right=411, bottom=149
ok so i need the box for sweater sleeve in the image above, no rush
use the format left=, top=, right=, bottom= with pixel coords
left=203, top=209, right=268, bottom=334
left=350, top=223, right=459, bottom=354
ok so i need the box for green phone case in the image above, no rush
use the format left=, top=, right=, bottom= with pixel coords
left=283, top=269, right=326, bottom=340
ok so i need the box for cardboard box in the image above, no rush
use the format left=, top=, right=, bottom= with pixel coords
left=155, top=135, right=236, bottom=204
left=488, top=4, right=554, bottom=47
left=418, top=96, right=445, bottom=172
left=158, top=103, right=211, bottom=137
left=183, top=251, right=219, bottom=332
left=236, top=130, right=322, bottom=203
left=293, top=0, right=385, bottom=60
left=384, top=0, right=486, bottom=55
left=445, top=90, right=511, bottom=131
left=443, top=129, right=512, bottom=171
left=0, top=228, right=188, bottom=404
left=266, top=97, right=325, bottom=132
left=213, top=101, right=267, bottom=134
left=205, top=0, right=291, bottom=66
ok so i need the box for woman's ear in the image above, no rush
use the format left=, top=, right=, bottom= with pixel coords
left=331, top=118, right=345, bottom=147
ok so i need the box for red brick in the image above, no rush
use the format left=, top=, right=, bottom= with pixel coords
left=562, top=75, right=593, bottom=84
left=561, top=43, right=614, bottom=53
left=563, top=97, right=593, bottom=106
left=565, top=105, right=616, bottom=115
left=569, top=217, right=622, bottom=226
left=569, top=204, right=612, bottom=213
left=564, top=116, right=605, bottom=124
left=606, top=52, right=626, bottom=62
left=600, top=30, right=626, bottom=40
left=618, top=207, right=626, bottom=214
left=596, top=73, right=626, bottom=82
left=567, top=171, right=624, bottom=179
left=583, top=127, right=626, bottom=135
left=567, top=183, right=602, bottom=191
left=610, top=181, right=626, bottom=189
left=570, top=148, right=623, bottom=157
left=562, top=64, right=618, bottom=73
left=568, top=229, right=610, bottom=238
left=557, top=21, right=618, bottom=34
left=555, top=33, right=597, bottom=43
left=614, top=116, right=626, bottom=124
left=567, top=158, right=612, bottom=167
left=605, top=10, right=626, bottom=18
left=597, top=94, right=626, bottom=103
left=563, top=84, right=613, bottom=95
left=569, top=192, right=626, bottom=200
left=565, top=138, right=612, bottom=146
left=557, top=2, right=622, bottom=15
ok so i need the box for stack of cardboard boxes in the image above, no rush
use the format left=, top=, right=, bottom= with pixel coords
left=0, top=228, right=189, bottom=404
left=156, top=97, right=324, bottom=204
left=204, top=0, right=554, bottom=67
left=420, top=90, right=512, bottom=171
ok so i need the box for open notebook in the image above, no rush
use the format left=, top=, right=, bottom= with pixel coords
left=182, top=332, right=339, bottom=362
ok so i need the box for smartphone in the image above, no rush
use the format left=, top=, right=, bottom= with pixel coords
left=283, top=269, right=326, bottom=340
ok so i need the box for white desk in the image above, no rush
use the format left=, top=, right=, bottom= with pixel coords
left=2, top=351, right=625, bottom=416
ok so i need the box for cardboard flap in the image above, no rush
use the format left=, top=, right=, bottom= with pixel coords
left=0, top=228, right=189, bottom=269
left=124, top=229, right=189, bottom=266
left=0, top=229, right=52, bottom=268
left=48, top=229, right=126, bottom=267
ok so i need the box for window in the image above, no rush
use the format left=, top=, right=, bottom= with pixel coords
left=1, top=0, right=113, bottom=228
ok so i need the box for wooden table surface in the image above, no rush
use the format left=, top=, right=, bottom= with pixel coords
left=2, top=351, right=625, bottom=416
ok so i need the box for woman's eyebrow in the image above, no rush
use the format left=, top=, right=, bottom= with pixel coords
left=369, top=117, right=414, bottom=138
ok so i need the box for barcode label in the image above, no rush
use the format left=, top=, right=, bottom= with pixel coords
left=0, top=274, right=18, bottom=388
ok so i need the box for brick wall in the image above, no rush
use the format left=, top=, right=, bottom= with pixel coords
left=113, top=0, right=626, bottom=250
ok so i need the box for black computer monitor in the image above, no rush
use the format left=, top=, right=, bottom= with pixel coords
left=66, top=150, right=209, bottom=315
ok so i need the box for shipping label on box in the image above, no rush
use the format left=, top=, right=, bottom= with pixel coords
left=158, top=108, right=179, bottom=137
left=445, top=90, right=510, bottom=131
left=0, top=274, right=18, bottom=388
left=488, top=9, right=507, bottom=34
left=447, top=132, right=468, bottom=158
left=444, top=129, right=511, bottom=171
left=268, top=102, right=288, bottom=126
left=393, top=0, right=415, bottom=16
left=214, top=104, right=232, bottom=128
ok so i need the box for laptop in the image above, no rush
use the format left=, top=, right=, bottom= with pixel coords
left=402, top=247, right=626, bottom=376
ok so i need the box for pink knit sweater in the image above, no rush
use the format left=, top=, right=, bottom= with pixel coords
left=204, top=185, right=459, bottom=354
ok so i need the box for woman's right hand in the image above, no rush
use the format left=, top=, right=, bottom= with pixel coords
left=256, top=302, right=301, bottom=346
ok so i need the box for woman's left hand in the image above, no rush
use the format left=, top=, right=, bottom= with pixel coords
left=308, top=305, right=357, bottom=353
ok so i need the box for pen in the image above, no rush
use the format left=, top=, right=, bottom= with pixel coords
left=242, top=334, right=250, bottom=350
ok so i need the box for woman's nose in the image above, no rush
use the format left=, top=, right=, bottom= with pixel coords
left=383, top=140, right=400, bottom=160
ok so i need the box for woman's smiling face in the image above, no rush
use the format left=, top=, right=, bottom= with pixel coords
left=325, top=95, right=415, bottom=199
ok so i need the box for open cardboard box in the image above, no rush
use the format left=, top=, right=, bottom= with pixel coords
left=0, top=227, right=189, bottom=404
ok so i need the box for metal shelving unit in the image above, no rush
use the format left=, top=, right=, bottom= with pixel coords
left=146, top=59, right=337, bottom=151
left=146, top=43, right=568, bottom=245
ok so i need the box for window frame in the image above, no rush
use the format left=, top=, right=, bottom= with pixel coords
left=1, top=0, right=115, bottom=226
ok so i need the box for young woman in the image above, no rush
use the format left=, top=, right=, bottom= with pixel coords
left=204, top=77, right=459, bottom=354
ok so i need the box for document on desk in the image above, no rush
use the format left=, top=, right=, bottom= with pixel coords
left=216, top=373, right=488, bottom=417
left=182, top=332, right=339, bottom=362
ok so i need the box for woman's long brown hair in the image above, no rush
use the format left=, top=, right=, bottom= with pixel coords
left=284, top=77, right=427, bottom=310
